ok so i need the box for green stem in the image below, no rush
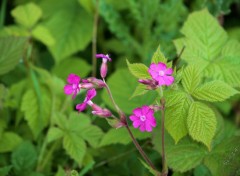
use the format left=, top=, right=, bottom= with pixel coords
left=92, top=0, right=100, bottom=77
left=0, top=0, right=7, bottom=29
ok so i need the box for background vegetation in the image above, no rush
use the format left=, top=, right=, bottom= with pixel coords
left=0, top=0, right=240, bottom=176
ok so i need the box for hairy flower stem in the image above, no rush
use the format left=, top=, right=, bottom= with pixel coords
left=92, top=0, right=99, bottom=77
left=103, top=81, right=161, bottom=175
left=160, top=98, right=168, bottom=176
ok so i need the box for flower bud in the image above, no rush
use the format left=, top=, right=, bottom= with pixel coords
left=100, top=59, right=108, bottom=79
left=81, top=83, right=94, bottom=89
left=87, top=77, right=105, bottom=88
left=92, top=108, right=112, bottom=118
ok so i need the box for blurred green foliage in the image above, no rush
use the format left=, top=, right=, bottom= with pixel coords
left=0, top=0, right=240, bottom=176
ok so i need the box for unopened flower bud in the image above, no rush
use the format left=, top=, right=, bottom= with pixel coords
left=87, top=77, right=105, bottom=88
left=81, top=83, right=94, bottom=89
left=138, top=79, right=158, bottom=90
left=92, top=108, right=112, bottom=118
left=100, top=61, right=108, bottom=79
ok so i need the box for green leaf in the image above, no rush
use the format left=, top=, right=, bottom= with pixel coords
left=0, top=37, right=27, bottom=75
left=0, top=165, right=13, bottom=176
left=102, top=68, right=157, bottom=114
left=180, top=9, right=228, bottom=62
left=126, top=60, right=151, bottom=79
left=151, top=45, right=167, bottom=64
left=52, top=57, right=91, bottom=80
left=80, top=126, right=104, bottom=148
left=11, top=141, right=37, bottom=172
left=46, top=127, right=64, bottom=143
left=11, top=3, right=42, bottom=28
left=182, top=65, right=202, bottom=94
left=55, top=166, right=66, bottom=176
left=193, top=80, right=239, bottom=102
left=32, top=25, right=55, bottom=46
left=63, top=133, right=86, bottom=164
left=0, top=132, right=22, bottom=153
left=166, top=138, right=206, bottom=172
left=100, top=127, right=151, bottom=147
left=44, top=2, right=93, bottom=62
left=130, top=84, right=149, bottom=99
left=187, top=102, right=217, bottom=149
left=139, top=159, right=160, bottom=176
left=165, top=91, right=191, bottom=143
left=78, top=0, right=94, bottom=13
left=21, top=89, right=51, bottom=138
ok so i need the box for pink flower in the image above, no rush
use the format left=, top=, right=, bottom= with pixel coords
left=96, top=54, right=112, bottom=78
left=130, top=105, right=156, bottom=132
left=64, top=74, right=81, bottom=99
left=148, top=62, right=174, bottom=86
left=76, top=89, right=96, bottom=112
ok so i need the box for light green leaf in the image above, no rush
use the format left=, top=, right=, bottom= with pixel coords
left=80, top=126, right=104, bottom=148
left=55, top=166, right=66, bottom=176
left=130, top=84, right=149, bottom=99
left=193, top=80, right=239, bottom=102
left=44, top=2, right=93, bottom=62
left=78, top=0, right=95, bottom=13
left=166, top=138, right=206, bottom=172
left=21, top=89, right=51, bottom=138
left=182, top=65, right=202, bottom=94
left=0, top=165, right=12, bottom=176
left=52, top=57, right=91, bottom=80
left=11, top=141, right=37, bottom=172
left=102, top=69, right=157, bottom=114
left=0, top=132, right=22, bottom=153
left=151, top=45, right=167, bottom=64
left=47, top=127, right=64, bottom=143
left=0, top=37, right=27, bottom=75
left=165, top=91, right=191, bottom=143
left=187, top=102, right=217, bottom=149
left=63, top=133, right=86, bottom=164
left=11, top=3, right=42, bottom=28
left=32, top=25, right=55, bottom=46
left=126, top=60, right=151, bottom=79
left=100, top=127, right=151, bottom=147
left=180, top=9, right=227, bottom=62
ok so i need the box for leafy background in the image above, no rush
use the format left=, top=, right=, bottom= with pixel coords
left=0, top=0, right=240, bottom=176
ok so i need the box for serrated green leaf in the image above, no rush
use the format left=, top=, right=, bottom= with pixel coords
left=151, top=45, right=167, bottom=64
left=63, top=133, right=86, bottom=164
left=100, top=127, right=151, bottom=147
left=80, top=126, right=104, bottom=148
left=187, top=102, right=217, bottom=149
left=180, top=9, right=227, bottom=62
left=182, top=65, right=202, bottom=94
left=11, top=141, right=37, bottom=172
left=126, top=60, right=150, bottom=79
left=11, top=3, right=42, bottom=28
left=130, top=84, right=148, bottom=99
left=21, top=89, right=51, bottom=138
left=44, top=2, right=93, bottom=62
left=32, top=25, right=55, bottom=46
left=52, top=57, right=91, bottom=80
left=47, top=127, right=64, bottom=143
left=0, top=132, right=22, bottom=153
left=166, top=138, right=206, bottom=172
left=193, top=80, right=239, bottom=102
left=102, top=68, right=157, bottom=114
left=0, top=37, right=27, bottom=75
left=165, top=91, right=191, bottom=143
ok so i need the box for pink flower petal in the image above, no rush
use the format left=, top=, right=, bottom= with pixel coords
left=133, top=120, right=142, bottom=128
left=64, top=85, right=73, bottom=95
left=67, top=74, right=80, bottom=84
left=165, top=68, right=173, bottom=75
left=145, top=121, right=153, bottom=132
left=86, top=89, right=96, bottom=100
left=139, top=123, right=146, bottom=132
left=76, top=102, right=87, bottom=112
left=130, top=115, right=139, bottom=121
left=163, top=76, right=174, bottom=86
left=141, top=105, right=150, bottom=114
left=155, top=76, right=165, bottom=86
left=148, top=117, right=157, bottom=127
left=133, top=108, right=142, bottom=116
left=146, top=108, right=154, bottom=118
left=157, top=62, right=167, bottom=70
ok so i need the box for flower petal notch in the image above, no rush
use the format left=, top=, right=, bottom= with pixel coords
left=130, top=105, right=156, bottom=132
left=148, top=62, right=174, bottom=86
left=64, top=73, right=81, bottom=99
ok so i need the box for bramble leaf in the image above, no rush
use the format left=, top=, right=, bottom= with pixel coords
left=193, top=80, right=239, bottom=102
left=151, top=46, right=167, bottom=64
left=126, top=60, right=151, bottom=79
left=0, top=132, right=22, bottom=153
left=187, top=102, right=217, bottom=149
left=11, top=3, right=42, bottom=28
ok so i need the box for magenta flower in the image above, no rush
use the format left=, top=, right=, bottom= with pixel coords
left=96, top=54, right=112, bottom=78
left=148, top=62, right=174, bottom=86
left=64, top=74, right=81, bottom=99
left=76, top=89, right=96, bottom=111
left=130, top=105, right=156, bottom=132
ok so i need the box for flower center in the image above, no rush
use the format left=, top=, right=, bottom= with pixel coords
left=158, top=70, right=165, bottom=76
left=140, top=115, right=146, bottom=121
left=72, top=84, right=77, bottom=89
